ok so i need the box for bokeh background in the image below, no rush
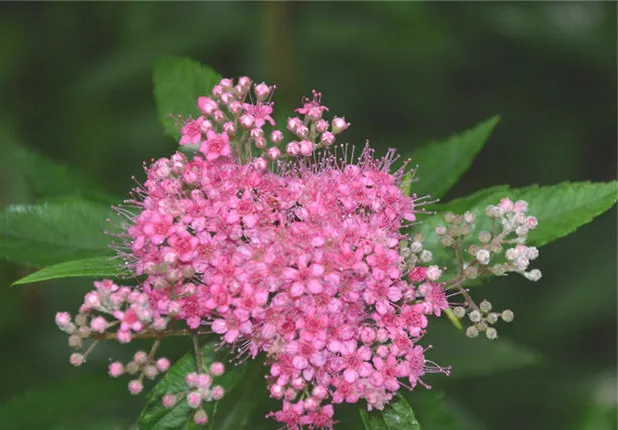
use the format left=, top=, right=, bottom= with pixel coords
left=0, top=2, right=616, bottom=430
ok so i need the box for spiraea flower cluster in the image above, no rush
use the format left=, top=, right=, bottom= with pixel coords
left=55, top=76, right=541, bottom=429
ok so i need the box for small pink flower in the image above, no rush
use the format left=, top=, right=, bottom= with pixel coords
left=180, top=117, right=206, bottom=146
left=199, top=130, right=231, bottom=161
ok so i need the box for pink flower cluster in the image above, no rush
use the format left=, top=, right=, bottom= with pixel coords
left=58, top=77, right=452, bottom=429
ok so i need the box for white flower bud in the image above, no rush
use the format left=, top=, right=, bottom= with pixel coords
left=501, top=309, right=514, bottom=322
left=525, top=247, right=539, bottom=260
left=486, top=327, right=498, bottom=340
left=524, top=269, right=542, bottom=282
left=410, top=241, right=423, bottom=254
left=453, top=307, right=466, bottom=319
left=419, top=250, right=432, bottom=263
left=469, top=310, right=482, bottom=323
left=479, top=300, right=492, bottom=313
left=426, top=265, right=442, bottom=281
left=466, top=326, right=479, bottom=338
left=476, top=249, right=491, bottom=265
left=463, top=211, right=475, bottom=224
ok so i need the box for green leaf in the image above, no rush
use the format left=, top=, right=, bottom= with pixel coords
left=0, top=199, right=116, bottom=267
left=360, top=394, right=421, bottom=430
left=0, top=137, right=118, bottom=204
left=11, top=256, right=124, bottom=285
left=153, top=57, right=222, bottom=140
left=408, top=116, right=500, bottom=198
left=417, top=181, right=617, bottom=280
left=139, top=340, right=247, bottom=430
left=424, top=321, right=541, bottom=378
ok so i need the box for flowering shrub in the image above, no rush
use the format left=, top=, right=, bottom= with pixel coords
left=4, top=57, right=616, bottom=429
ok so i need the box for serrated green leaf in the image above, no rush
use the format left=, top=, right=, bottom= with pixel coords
left=424, top=321, right=541, bottom=378
left=0, top=199, right=116, bottom=267
left=408, top=116, right=500, bottom=198
left=0, top=139, right=118, bottom=204
left=417, top=181, right=617, bottom=280
left=139, top=340, right=247, bottom=430
left=360, top=394, right=421, bottom=430
left=11, top=256, right=124, bottom=285
left=153, top=57, right=222, bottom=140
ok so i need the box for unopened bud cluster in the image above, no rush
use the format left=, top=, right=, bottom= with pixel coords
left=434, top=198, right=541, bottom=340
left=452, top=299, right=515, bottom=340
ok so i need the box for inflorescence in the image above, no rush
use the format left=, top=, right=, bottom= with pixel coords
left=55, top=77, right=541, bottom=429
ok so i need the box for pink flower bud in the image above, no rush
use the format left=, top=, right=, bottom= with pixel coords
left=238, top=76, right=251, bottom=88
left=69, top=353, right=84, bottom=367
left=240, top=114, right=254, bottom=129
left=270, top=130, right=283, bottom=144
left=154, top=357, right=170, bottom=373
left=89, top=317, right=107, bottom=333
left=55, top=312, right=71, bottom=328
left=108, top=361, right=124, bottom=377
left=162, top=393, right=177, bottom=408
left=211, top=85, right=223, bottom=98
left=331, top=116, right=350, bottom=134
left=210, top=362, right=225, bottom=376
left=212, top=110, right=226, bottom=123
left=219, top=78, right=233, bottom=89
left=117, top=330, right=132, bottom=344
left=228, top=101, right=242, bottom=115
left=128, top=379, right=143, bottom=395
left=253, top=157, right=268, bottom=171
left=133, top=350, right=148, bottom=364
left=197, top=97, right=218, bottom=115
left=267, top=147, right=281, bottom=160
left=186, top=372, right=198, bottom=387
left=223, top=121, right=236, bottom=135
left=211, top=385, right=225, bottom=400
left=315, top=119, right=329, bottom=133
left=299, top=140, right=314, bottom=156
left=254, top=83, right=271, bottom=101
left=286, top=141, right=300, bottom=156
left=254, top=137, right=266, bottom=149
left=287, top=117, right=302, bottom=133
left=187, top=391, right=202, bottom=408
left=197, top=373, right=212, bottom=389
left=193, top=410, right=208, bottom=425
left=220, top=92, right=234, bottom=105
left=320, top=132, right=335, bottom=146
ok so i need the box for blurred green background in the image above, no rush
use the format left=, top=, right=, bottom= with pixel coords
left=0, top=2, right=616, bottom=430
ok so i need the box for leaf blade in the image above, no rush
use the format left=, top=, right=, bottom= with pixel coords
left=0, top=199, right=116, bottom=267
left=360, top=395, right=421, bottom=430
left=408, top=116, right=500, bottom=198
left=11, top=256, right=124, bottom=285
left=153, top=57, right=222, bottom=140
left=139, top=341, right=247, bottom=430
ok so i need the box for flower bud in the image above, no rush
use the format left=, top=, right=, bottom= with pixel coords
left=331, top=117, right=350, bottom=134
left=476, top=249, right=491, bottom=265
left=469, top=310, right=482, bottom=323
left=466, top=326, right=479, bottom=338
left=128, top=380, right=143, bottom=395
left=501, top=309, right=514, bottom=322
left=485, top=327, right=498, bottom=340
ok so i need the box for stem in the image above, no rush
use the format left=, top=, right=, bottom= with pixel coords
left=90, top=328, right=211, bottom=341
left=193, top=335, right=205, bottom=372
